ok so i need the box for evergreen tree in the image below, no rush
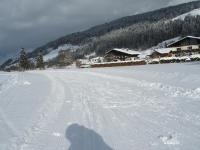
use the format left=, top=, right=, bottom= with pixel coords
left=57, top=51, right=73, bottom=67
left=36, top=52, right=44, bottom=69
left=28, top=60, right=35, bottom=70
left=47, top=51, right=73, bottom=68
left=19, top=48, right=28, bottom=71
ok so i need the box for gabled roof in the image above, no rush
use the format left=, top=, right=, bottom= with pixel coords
left=167, top=36, right=200, bottom=47
left=106, top=48, right=141, bottom=56
left=154, top=48, right=172, bottom=54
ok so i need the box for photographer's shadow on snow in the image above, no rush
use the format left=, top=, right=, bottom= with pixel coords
left=66, top=124, right=113, bottom=150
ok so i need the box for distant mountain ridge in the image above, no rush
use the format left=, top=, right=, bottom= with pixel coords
left=1, top=0, right=200, bottom=70
left=31, top=1, right=200, bottom=53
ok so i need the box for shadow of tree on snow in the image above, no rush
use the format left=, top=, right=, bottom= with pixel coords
left=66, top=124, right=113, bottom=150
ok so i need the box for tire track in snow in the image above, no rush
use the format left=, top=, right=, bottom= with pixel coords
left=0, top=73, right=18, bottom=94
left=57, top=75, right=95, bottom=128
left=79, top=71, right=200, bottom=99
left=56, top=72, right=148, bottom=148
left=0, top=108, right=20, bottom=137
left=9, top=72, right=66, bottom=150
left=54, top=72, right=122, bottom=148
left=0, top=74, right=21, bottom=148
left=57, top=70, right=197, bottom=149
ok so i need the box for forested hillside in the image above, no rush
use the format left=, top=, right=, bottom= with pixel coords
left=80, top=16, right=200, bottom=56
left=30, top=1, right=200, bottom=58
left=1, top=1, right=200, bottom=69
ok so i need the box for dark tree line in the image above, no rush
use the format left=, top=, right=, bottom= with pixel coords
left=47, top=50, right=73, bottom=68
left=18, top=48, right=45, bottom=71
left=73, top=16, right=200, bottom=56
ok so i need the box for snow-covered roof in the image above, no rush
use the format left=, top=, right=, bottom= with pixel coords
left=167, top=36, right=200, bottom=47
left=138, top=49, right=154, bottom=58
left=154, top=48, right=172, bottom=54
left=107, top=48, right=141, bottom=56
left=91, top=57, right=103, bottom=60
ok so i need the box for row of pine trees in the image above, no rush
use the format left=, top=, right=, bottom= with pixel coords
left=19, top=48, right=44, bottom=71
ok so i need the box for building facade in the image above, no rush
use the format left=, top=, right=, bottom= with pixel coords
left=104, top=48, right=141, bottom=62
left=167, top=36, right=200, bottom=56
left=149, top=48, right=172, bottom=59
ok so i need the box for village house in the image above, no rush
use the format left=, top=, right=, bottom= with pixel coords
left=167, top=36, right=200, bottom=56
left=149, top=48, right=172, bottom=59
left=149, top=36, right=200, bottom=60
left=104, top=48, right=141, bottom=62
left=90, top=57, right=104, bottom=63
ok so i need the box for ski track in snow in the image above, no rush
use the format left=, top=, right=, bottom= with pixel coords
left=0, top=63, right=200, bottom=150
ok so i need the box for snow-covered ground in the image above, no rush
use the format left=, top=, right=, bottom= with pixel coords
left=0, top=63, right=200, bottom=150
left=43, top=44, right=79, bottom=62
left=172, top=8, right=200, bottom=21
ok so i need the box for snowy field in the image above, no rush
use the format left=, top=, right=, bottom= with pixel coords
left=0, top=63, right=200, bottom=150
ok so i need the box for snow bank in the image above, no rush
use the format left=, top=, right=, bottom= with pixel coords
left=149, top=54, right=200, bottom=64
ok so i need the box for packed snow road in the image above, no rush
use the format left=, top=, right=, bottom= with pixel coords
left=0, top=63, right=200, bottom=150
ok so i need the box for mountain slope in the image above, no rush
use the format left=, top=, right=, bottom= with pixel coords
left=172, top=8, right=200, bottom=20
left=1, top=1, right=200, bottom=69
left=28, top=1, right=200, bottom=57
